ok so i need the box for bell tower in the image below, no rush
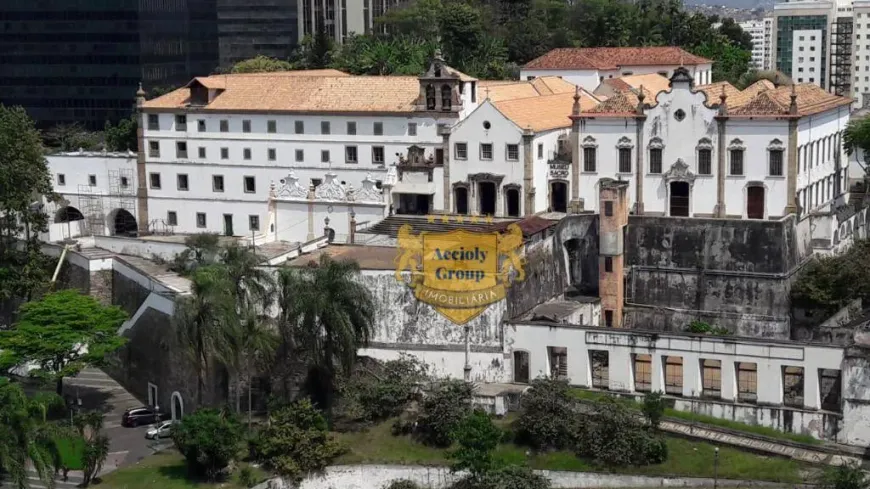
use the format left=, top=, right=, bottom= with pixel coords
left=416, top=50, right=464, bottom=116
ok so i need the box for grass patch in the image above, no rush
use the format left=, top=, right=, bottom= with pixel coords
left=94, top=451, right=268, bottom=489
left=569, top=388, right=821, bottom=446
left=334, top=418, right=812, bottom=483
left=54, top=436, right=86, bottom=470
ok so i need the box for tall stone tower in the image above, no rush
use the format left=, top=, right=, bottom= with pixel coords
left=598, top=178, right=630, bottom=327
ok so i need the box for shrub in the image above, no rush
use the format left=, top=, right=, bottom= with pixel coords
left=249, top=398, right=344, bottom=483
left=687, top=321, right=730, bottom=336
left=338, top=355, right=429, bottom=423
left=641, top=391, right=666, bottom=429
left=449, top=410, right=502, bottom=478
left=513, top=378, right=577, bottom=450
left=416, top=380, right=474, bottom=447
left=385, top=480, right=424, bottom=489
left=576, top=398, right=667, bottom=466
left=819, top=462, right=869, bottom=489
left=237, top=466, right=259, bottom=488
left=450, top=466, right=551, bottom=489
left=172, top=409, right=243, bottom=481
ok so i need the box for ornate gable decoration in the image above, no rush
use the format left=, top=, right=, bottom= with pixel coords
left=581, top=135, right=598, bottom=148
left=696, top=137, right=713, bottom=151
left=767, top=138, right=785, bottom=151
left=275, top=170, right=309, bottom=199
left=669, top=66, right=694, bottom=87
left=664, top=159, right=696, bottom=185
left=354, top=174, right=383, bottom=203
left=648, top=137, right=664, bottom=150
left=314, top=172, right=347, bottom=201
left=728, top=138, right=746, bottom=151
left=616, top=136, right=634, bottom=149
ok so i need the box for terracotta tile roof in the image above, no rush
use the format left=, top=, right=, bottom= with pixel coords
left=491, top=215, right=556, bottom=237
left=285, top=245, right=399, bottom=270
left=144, top=74, right=423, bottom=113
left=493, top=90, right=599, bottom=132
left=524, top=47, right=712, bottom=70
left=479, top=76, right=576, bottom=102
left=530, top=76, right=577, bottom=95
left=601, top=73, right=671, bottom=97
left=695, top=81, right=740, bottom=102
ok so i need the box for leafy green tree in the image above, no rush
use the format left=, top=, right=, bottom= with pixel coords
left=450, top=466, right=551, bottom=489
left=73, top=411, right=109, bottom=487
left=172, top=408, right=243, bottom=481
left=44, top=123, right=101, bottom=152
left=174, top=266, right=235, bottom=406
left=717, top=18, right=754, bottom=51
left=641, top=391, right=665, bottom=429
left=0, top=378, right=63, bottom=489
left=844, top=115, right=870, bottom=166
left=104, top=116, right=137, bottom=152
left=0, top=105, right=56, bottom=304
left=230, top=55, right=294, bottom=74
left=513, top=377, right=577, bottom=450
left=818, top=462, right=869, bottom=489
left=690, top=39, right=751, bottom=85
left=438, top=2, right=485, bottom=70
left=0, top=290, right=128, bottom=394
left=377, top=0, right=442, bottom=42
left=449, top=410, right=502, bottom=479
left=337, top=355, right=429, bottom=423
left=221, top=243, right=275, bottom=311
left=736, top=69, right=793, bottom=89
left=170, top=233, right=221, bottom=275
left=575, top=397, right=668, bottom=466
left=791, top=240, right=870, bottom=316
left=277, top=255, right=375, bottom=420
left=416, top=380, right=474, bottom=447
left=249, top=399, right=344, bottom=483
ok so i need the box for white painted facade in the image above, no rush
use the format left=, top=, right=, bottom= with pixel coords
left=793, top=29, right=825, bottom=85
left=741, top=19, right=774, bottom=70
left=520, top=64, right=713, bottom=93
left=853, top=1, right=870, bottom=106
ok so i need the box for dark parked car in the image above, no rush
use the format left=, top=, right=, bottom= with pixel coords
left=122, top=406, right=158, bottom=427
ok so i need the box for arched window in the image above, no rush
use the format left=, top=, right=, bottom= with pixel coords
left=441, top=84, right=452, bottom=111
left=426, top=85, right=436, bottom=110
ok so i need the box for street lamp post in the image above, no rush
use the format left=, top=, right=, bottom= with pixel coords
left=713, top=447, right=720, bottom=489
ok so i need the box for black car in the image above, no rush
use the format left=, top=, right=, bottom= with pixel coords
left=122, top=406, right=158, bottom=427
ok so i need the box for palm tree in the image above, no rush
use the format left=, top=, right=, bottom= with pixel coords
left=73, top=411, right=108, bottom=487
left=277, top=255, right=375, bottom=421
left=174, top=266, right=235, bottom=407
left=0, top=379, right=59, bottom=489
left=225, top=308, right=279, bottom=425
left=221, top=243, right=275, bottom=311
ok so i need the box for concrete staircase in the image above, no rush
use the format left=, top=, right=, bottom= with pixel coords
left=363, top=215, right=513, bottom=238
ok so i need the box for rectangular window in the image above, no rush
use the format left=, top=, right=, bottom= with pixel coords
left=480, top=143, right=493, bottom=160
left=604, top=256, right=613, bottom=272
left=604, top=310, right=613, bottom=327
left=408, top=123, right=417, bottom=136
left=177, top=174, right=189, bottom=191
left=268, top=148, right=276, bottom=161
left=769, top=149, right=784, bottom=176
left=730, top=149, right=744, bottom=175
left=346, top=146, right=358, bottom=163
left=148, top=141, right=160, bottom=158
left=249, top=215, right=260, bottom=231
left=242, top=120, right=251, bottom=133
left=121, top=177, right=129, bottom=187
left=590, top=350, right=609, bottom=389
left=819, top=369, right=842, bottom=412
left=321, top=150, right=330, bottom=163
left=548, top=347, right=568, bottom=380
left=664, top=356, right=683, bottom=395
left=220, top=120, right=229, bottom=132
left=604, top=200, right=613, bottom=217
left=175, top=114, right=187, bottom=131
left=347, top=121, right=356, bottom=135
left=455, top=143, right=468, bottom=159
left=244, top=176, right=256, bottom=193
left=618, top=148, right=632, bottom=173
left=198, top=147, right=206, bottom=159
left=698, top=149, right=712, bottom=175
left=57, top=174, right=66, bottom=186
left=372, top=146, right=385, bottom=164
left=147, top=114, right=159, bottom=130
left=634, top=354, right=652, bottom=392
left=167, top=211, right=177, bottom=226
left=374, top=122, right=383, bottom=135
left=197, top=119, right=206, bottom=132
left=176, top=141, right=188, bottom=158
left=506, top=144, right=519, bottom=161
left=649, top=148, right=663, bottom=174
left=736, top=362, right=757, bottom=403
left=149, top=173, right=161, bottom=189
left=783, top=366, right=805, bottom=407
left=88, top=175, right=97, bottom=186
left=221, top=147, right=229, bottom=160
left=196, top=213, right=207, bottom=228
left=267, top=120, right=277, bottom=133
left=295, top=121, right=304, bottom=134
left=243, top=148, right=251, bottom=160
left=321, top=121, right=330, bottom=134
left=295, top=149, right=304, bottom=162
left=583, top=147, right=597, bottom=172
left=702, top=359, right=722, bottom=399
left=537, top=143, right=544, bottom=159
left=212, top=175, right=225, bottom=192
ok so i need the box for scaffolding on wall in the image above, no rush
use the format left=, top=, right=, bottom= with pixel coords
left=830, top=16, right=853, bottom=97
left=108, top=168, right=138, bottom=237
left=77, top=185, right=105, bottom=236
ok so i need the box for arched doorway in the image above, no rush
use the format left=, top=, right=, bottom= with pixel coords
left=478, top=182, right=496, bottom=216
left=747, top=186, right=765, bottom=219
left=170, top=392, right=184, bottom=421
left=513, top=350, right=530, bottom=384
left=55, top=206, right=84, bottom=223
left=505, top=187, right=521, bottom=217
left=455, top=187, right=469, bottom=215
left=550, top=181, right=567, bottom=213
left=112, top=208, right=138, bottom=236
left=669, top=182, right=690, bottom=217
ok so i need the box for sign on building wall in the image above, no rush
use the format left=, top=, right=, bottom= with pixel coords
left=395, top=218, right=526, bottom=324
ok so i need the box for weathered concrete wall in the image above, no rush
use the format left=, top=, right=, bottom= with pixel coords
left=507, top=237, right=565, bottom=320
left=554, top=214, right=599, bottom=296
left=112, top=269, right=151, bottom=317
left=841, top=343, right=870, bottom=447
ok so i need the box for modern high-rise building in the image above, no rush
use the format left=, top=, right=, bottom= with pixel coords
left=297, top=0, right=409, bottom=44
left=0, top=0, right=219, bottom=131
left=740, top=18, right=775, bottom=70
left=217, top=0, right=299, bottom=69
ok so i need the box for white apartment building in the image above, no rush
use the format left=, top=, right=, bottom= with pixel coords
left=741, top=18, right=774, bottom=70
left=298, top=0, right=409, bottom=44
left=571, top=68, right=853, bottom=219
left=520, top=47, right=713, bottom=92
left=852, top=0, right=870, bottom=106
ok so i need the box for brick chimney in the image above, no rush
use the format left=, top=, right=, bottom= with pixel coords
left=598, top=178, right=630, bottom=328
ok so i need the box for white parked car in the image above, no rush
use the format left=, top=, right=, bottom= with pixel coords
left=145, top=421, right=174, bottom=440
